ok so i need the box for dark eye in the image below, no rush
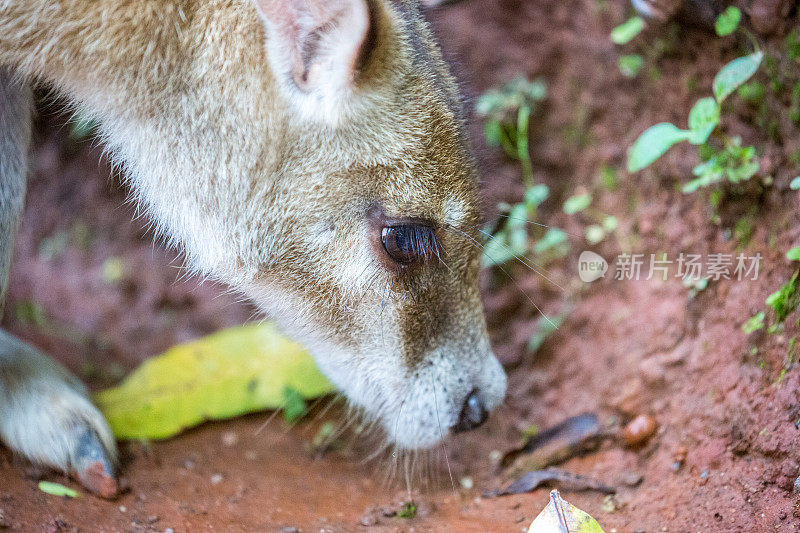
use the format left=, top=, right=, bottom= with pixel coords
left=381, top=224, right=440, bottom=265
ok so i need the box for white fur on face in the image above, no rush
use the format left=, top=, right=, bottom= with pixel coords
left=244, top=282, right=507, bottom=450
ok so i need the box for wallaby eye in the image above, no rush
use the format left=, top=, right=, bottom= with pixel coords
left=381, top=224, right=440, bottom=265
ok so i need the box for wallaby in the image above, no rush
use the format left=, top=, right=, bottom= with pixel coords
left=0, top=0, right=507, bottom=497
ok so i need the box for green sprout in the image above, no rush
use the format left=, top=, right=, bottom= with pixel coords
left=766, top=271, right=800, bottom=323
left=398, top=502, right=417, bottom=519
left=476, top=76, right=546, bottom=188
left=714, top=7, right=741, bottom=37
left=742, top=312, right=765, bottom=334
left=627, top=50, right=763, bottom=193
left=610, top=16, right=645, bottom=45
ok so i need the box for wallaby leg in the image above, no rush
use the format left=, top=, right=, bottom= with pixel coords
left=0, top=69, right=118, bottom=498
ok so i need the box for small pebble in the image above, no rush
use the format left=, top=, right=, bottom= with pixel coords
left=0, top=509, right=9, bottom=529
left=459, top=476, right=473, bottom=490
left=700, top=469, right=709, bottom=480
left=280, top=527, right=298, bottom=533
left=221, top=431, right=239, bottom=447
left=360, top=514, right=376, bottom=526
left=793, top=476, right=800, bottom=494
left=210, top=473, right=223, bottom=485
left=146, top=515, right=160, bottom=525
left=622, top=414, right=657, bottom=447
left=119, top=506, right=127, bottom=513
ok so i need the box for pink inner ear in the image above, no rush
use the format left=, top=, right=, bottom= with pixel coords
left=254, top=0, right=371, bottom=92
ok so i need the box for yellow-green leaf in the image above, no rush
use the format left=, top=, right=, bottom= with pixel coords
left=39, top=481, right=81, bottom=498
left=94, top=323, right=333, bottom=440
left=528, top=490, right=605, bottom=533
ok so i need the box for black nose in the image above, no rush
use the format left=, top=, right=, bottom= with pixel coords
left=453, top=390, right=488, bottom=433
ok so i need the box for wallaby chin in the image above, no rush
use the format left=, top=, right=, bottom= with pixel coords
left=0, top=0, right=507, bottom=491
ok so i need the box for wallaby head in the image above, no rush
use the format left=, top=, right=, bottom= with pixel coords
left=1, top=0, right=506, bottom=450
left=241, top=0, right=506, bottom=449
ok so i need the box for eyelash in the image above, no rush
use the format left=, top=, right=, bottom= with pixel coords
left=383, top=224, right=442, bottom=264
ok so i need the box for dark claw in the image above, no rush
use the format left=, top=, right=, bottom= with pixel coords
left=69, top=425, right=118, bottom=499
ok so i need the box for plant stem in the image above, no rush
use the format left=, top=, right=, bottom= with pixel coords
left=516, top=105, right=534, bottom=188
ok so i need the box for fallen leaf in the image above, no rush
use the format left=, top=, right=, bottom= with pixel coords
left=501, top=413, right=609, bottom=473
left=487, top=469, right=615, bottom=497
left=38, top=481, right=81, bottom=498
left=95, top=323, right=334, bottom=439
left=528, top=490, right=605, bottom=533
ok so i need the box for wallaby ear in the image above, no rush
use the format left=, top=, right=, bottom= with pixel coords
left=255, top=0, right=371, bottom=101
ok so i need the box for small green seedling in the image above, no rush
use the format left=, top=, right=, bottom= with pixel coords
left=787, top=29, right=800, bottom=61
left=714, top=7, right=741, bottom=37
left=38, top=481, right=81, bottom=498
left=398, top=502, right=417, bottom=519
left=790, top=177, right=800, bottom=190
left=742, top=311, right=765, bottom=334
left=527, top=310, right=567, bottom=353
left=610, top=16, right=645, bottom=45
left=476, top=76, right=546, bottom=188
left=766, top=271, right=800, bottom=323
left=610, top=17, right=645, bottom=78
left=618, top=54, right=644, bottom=78
left=788, top=247, right=800, bottom=261
left=481, top=184, right=568, bottom=267
left=628, top=50, right=763, bottom=193
left=563, top=193, right=591, bottom=215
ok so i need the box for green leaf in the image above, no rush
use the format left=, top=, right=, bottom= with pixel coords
left=527, top=312, right=566, bottom=353
left=786, top=29, right=800, bottom=61
left=742, top=312, right=765, bottom=334
left=787, top=247, right=800, bottom=261
left=563, top=193, right=592, bottom=214
left=39, top=481, right=81, bottom=498
left=714, top=6, right=741, bottom=36
left=524, top=184, right=550, bottom=207
left=602, top=215, right=618, bottom=232
left=627, top=123, right=693, bottom=172
left=725, top=160, right=759, bottom=183
left=738, top=81, right=766, bottom=103
left=398, top=502, right=418, bottom=519
left=534, top=228, right=567, bottom=253
left=713, top=51, right=764, bottom=103
left=790, top=176, right=800, bottom=190
left=484, top=120, right=503, bottom=147
left=766, top=271, right=800, bottom=323
left=610, top=16, right=645, bottom=45
left=95, top=323, right=334, bottom=440
left=482, top=234, right=517, bottom=267
left=687, top=97, right=720, bottom=144
left=529, top=490, right=605, bottom=533
left=618, top=54, right=644, bottom=78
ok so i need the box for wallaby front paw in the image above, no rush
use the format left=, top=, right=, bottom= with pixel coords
left=68, top=423, right=118, bottom=498
left=0, top=331, right=118, bottom=498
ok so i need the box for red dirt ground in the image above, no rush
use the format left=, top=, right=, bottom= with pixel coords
left=2, top=1, right=800, bottom=531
